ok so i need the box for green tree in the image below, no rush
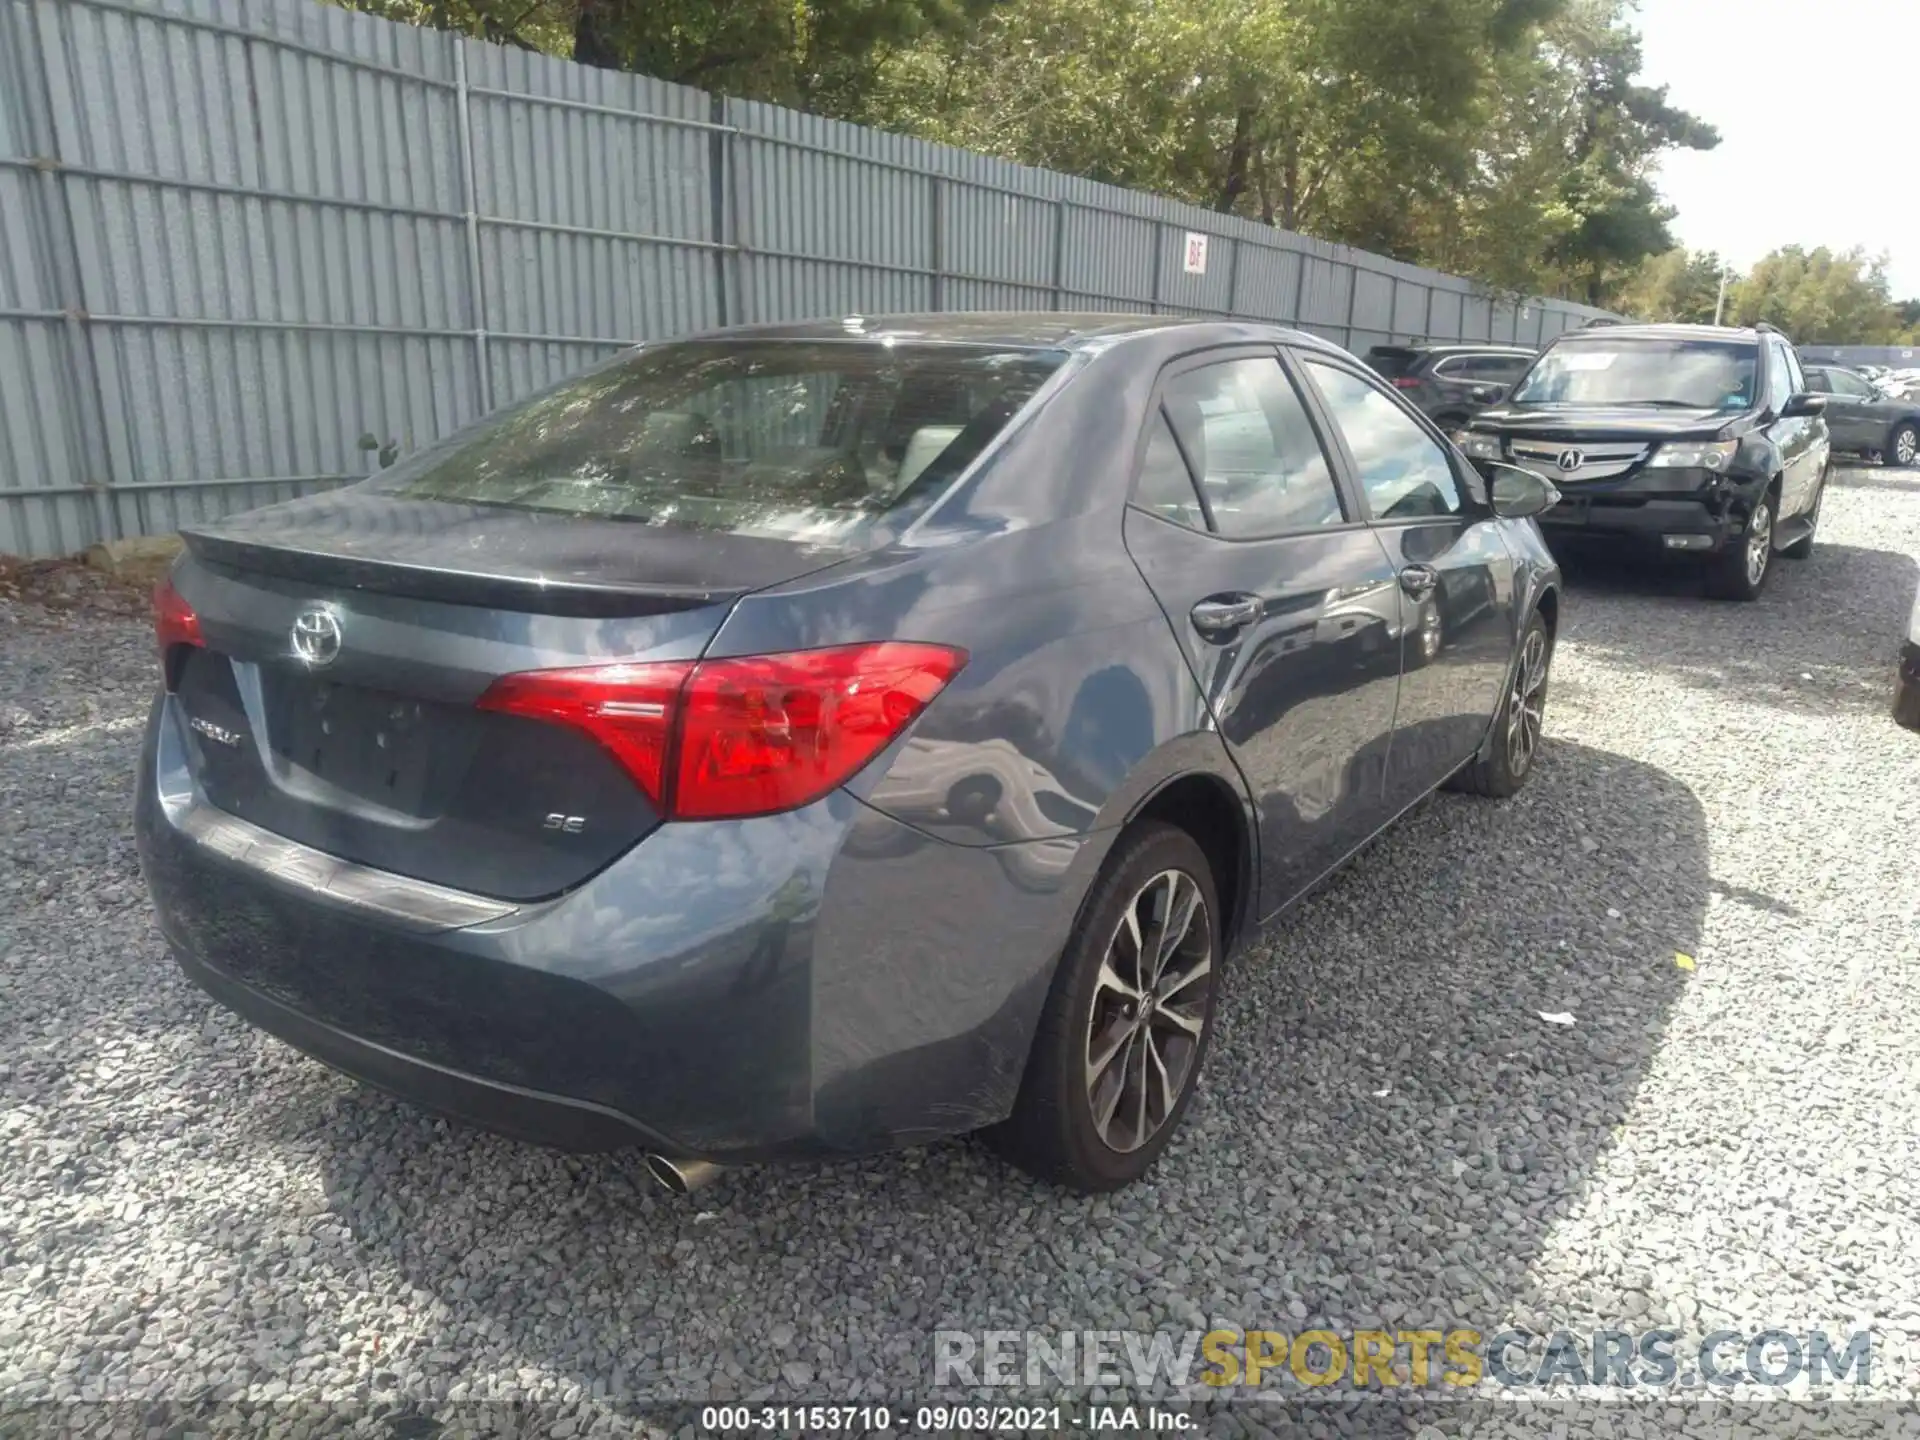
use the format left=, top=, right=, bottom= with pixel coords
left=324, top=0, right=572, bottom=51
left=572, top=0, right=999, bottom=112
left=1728, top=247, right=1909, bottom=345
left=1527, top=0, right=1719, bottom=304
left=1617, top=248, right=1735, bottom=324
left=869, top=0, right=1561, bottom=236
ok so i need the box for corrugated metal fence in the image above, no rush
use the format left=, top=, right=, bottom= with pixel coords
left=0, top=0, right=1614, bottom=557
left=1798, top=345, right=1920, bottom=370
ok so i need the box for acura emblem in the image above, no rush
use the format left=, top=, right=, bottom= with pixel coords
left=1555, top=448, right=1585, bottom=473
left=290, top=606, right=343, bottom=668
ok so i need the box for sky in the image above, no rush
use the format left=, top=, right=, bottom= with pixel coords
left=1636, top=0, right=1920, bottom=296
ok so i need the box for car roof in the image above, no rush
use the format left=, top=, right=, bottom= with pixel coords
left=691, top=311, right=1351, bottom=356
left=1370, top=342, right=1535, bottom=357
left=1555, top=322, right=1766, bottom=345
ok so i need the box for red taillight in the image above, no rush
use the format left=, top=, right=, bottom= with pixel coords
left=673, top=643, right=966, bottom=819
left=477, top=660, right=694, bottom=811
left=476, top=642, right=966, bottom=821
left=1391, top=376, right=1422, bottom=389
left=152, top=575, right=203, bottom=658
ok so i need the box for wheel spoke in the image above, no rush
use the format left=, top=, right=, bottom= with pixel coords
left=1523, top=633, right=1548, bottom=694
left=1130, top=1031, right=1153, bottom=1150
left=1092, top=1031, right=1133, bottom=1138
left=1086, top=1016, right=1131, bottom=1087
left=1153, top=876, right=1200, bottom=980
left=1118, top=904, right=1145, bottom=989
left=1153, top=1002, right=1204, bottom=1037
left=1138, top=874, right=1175, bottom=986
left=1157, top=953, right=1212, bottom=1003
left=1095, top=955, right=1140, bottom=1003
left=1143, top=1030, right=1175, bottom=1128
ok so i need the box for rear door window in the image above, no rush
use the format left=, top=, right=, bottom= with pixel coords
left=1133, top=412, right=1207, bottom=530
left=381, top=341, right=1066, bottom=544
left=1160, top=359, right=1347, bottom=537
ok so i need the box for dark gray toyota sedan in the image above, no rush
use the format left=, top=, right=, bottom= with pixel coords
left=137, top=314, right=1562, bottom=1193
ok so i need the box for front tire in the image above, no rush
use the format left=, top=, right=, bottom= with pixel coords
left=988, top=822, right=1221, bottom=1192
left=1890, top=423, right=1919, bottom=469
left=1705, top=488, right=1775, bottom=600
left=1451, top=610, right=1551, bottom=799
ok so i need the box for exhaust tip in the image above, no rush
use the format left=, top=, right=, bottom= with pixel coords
left=645, top=1153, right=723, bottom=1195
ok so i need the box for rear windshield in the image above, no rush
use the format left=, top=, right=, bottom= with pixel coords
left=1511, top=339, right=1758, bottom=410
left=380, top=340, right=1067, bottom=542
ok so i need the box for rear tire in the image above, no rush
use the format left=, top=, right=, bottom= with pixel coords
left=1450, top=610, right=1551, bottom=799
left=1890, top=423, right=1919, bottom=469
left=1705, top=486, right=1776, bottom=601
left=987, top=822, right=1222, bottom=1193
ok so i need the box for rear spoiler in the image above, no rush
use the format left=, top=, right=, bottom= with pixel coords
left=183, top=531, right=739, bottom=618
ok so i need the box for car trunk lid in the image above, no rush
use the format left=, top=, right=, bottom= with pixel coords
left=167, top=495, right=858, bottom=901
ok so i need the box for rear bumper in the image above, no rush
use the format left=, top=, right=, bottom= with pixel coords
left=173, top=946, right=667, bottom=1150
left=137, top=693, right=1105, bottom=1161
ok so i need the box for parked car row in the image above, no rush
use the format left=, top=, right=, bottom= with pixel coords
left=1801, top=364, right=1920, bottom=466
left=133, top=308, right=1907, bottom=1201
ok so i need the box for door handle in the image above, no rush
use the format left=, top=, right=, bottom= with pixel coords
left=1191, top=595, right=1262, bottom=637
left=1398, top=564, right=1439, bottom=598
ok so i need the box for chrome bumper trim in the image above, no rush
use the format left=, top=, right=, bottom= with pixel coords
left=174, top=804, right=518, bottom=932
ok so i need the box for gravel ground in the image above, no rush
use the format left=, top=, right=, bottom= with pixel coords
left=3, top=468, right=1919, bottom=1435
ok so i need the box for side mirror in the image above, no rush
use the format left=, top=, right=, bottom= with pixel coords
left=1486, top=462, right=1561, bottom=520
left=1780, top=392, right=1827, bottom=420
left=1470, top=384, right=1505, bottom=406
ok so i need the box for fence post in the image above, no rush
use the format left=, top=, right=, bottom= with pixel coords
left=1223, top=236, right=1239, bottom=319
left=928, top=174, right=944, bottom=311
left=1291, top=249, right=1310, bottom=326
left=452, top=38, right=493, bottom=414
left=3, top=0, right=118, bottom=545
left=1049, top=199, right=1066, bottom=311
left=1148, top=220, right=1163, bottom=313
left=708, top=93, right=729, bottom=327
left=1342, top=260, right=1358, bottom=349
left=1423, top=284, right=1436, bottom=343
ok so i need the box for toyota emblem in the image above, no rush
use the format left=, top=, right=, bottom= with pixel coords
left=1555, top=448, right=1585, bottom=473
left=290, top=606, right=343, bottom=668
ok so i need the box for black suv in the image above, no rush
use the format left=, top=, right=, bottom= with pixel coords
left=1459, top=323, right=1831, bottom=601
left=1801, top=364, right=1920, bottom=467
left=1364, top=343, right=1535, bottom=427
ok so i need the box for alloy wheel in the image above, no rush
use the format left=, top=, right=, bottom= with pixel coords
left=1505, top=626, right=1549, bottom=777
left=1085, top=869, right=1214, bottom=1154
left=1898, top=429, right=1918, bottom=466
left=1746, top=501, right=1772, bottom=586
